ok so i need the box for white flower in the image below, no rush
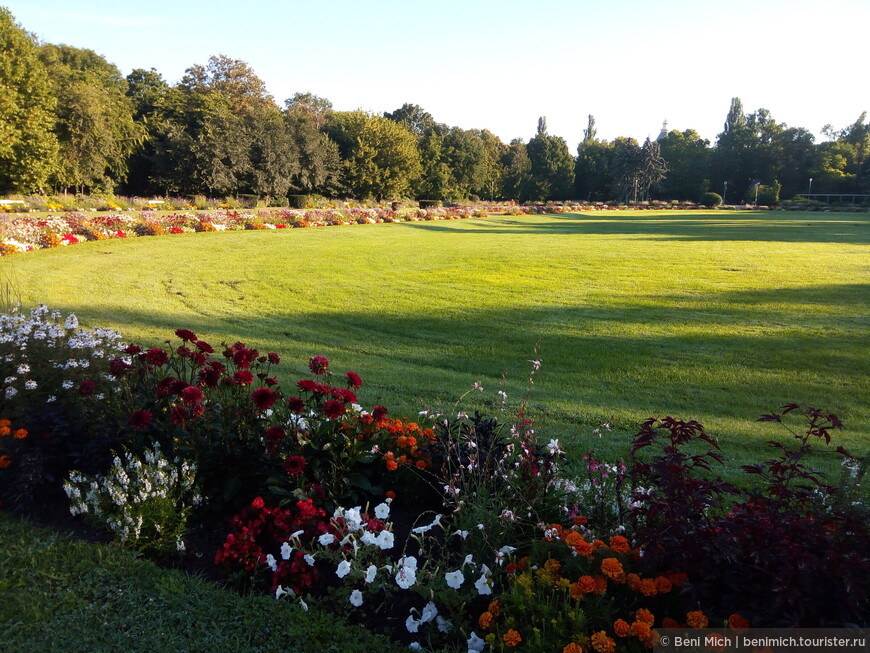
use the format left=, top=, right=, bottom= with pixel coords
left=445, top=569, right=465, bottom=589
left=64, top=314, right=79, bottom=329
left=375, top=530, right=394, bottom=550
left=420, top=601, right=438, bottom=623
left=405, top=615, right=419, bottom=633
left=318, top=532, right=335, bottom=546
left=474, top=573, right=492, bottom=595
left=304, top=554, right=315, bottom=566
left=395, top=560, right=417, bottom=589
left=265, top=554, right=277, bottom=572
left=281, top=542, right=292, bottom=560
left=546, top=438, right=561, bottom=455
left=467, top=631, right=486, bottom=652
left=360, top=530, right=378, bottom=546
left=374, top=502, right=390, bottom=519
left=336, top=560, right=351, bottom=578
left=454, top=529, right=469, bottom=540
left=365, top=564, right=377, bottom=583
left=24, top=380, right=37, bottom=390
left=62, top=380, right=74, bottom=390
left=16, top=364, right=29, bottom=374
left=349, top=590, right=364, bottom=607
left=436, top=615, right=452, bottom=633
left=4, top=387, right=17, bottom=399
left=46, top=395, right=56, bottom=403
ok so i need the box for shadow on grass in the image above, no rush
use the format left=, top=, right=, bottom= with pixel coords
left=408, top=212, right=870, bottom=243
left=36, top=281, right=869, bottom=441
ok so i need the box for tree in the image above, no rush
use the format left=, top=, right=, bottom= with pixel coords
left=501, top=139, right=534, bottom=202
left=575, top=116, right=612, bottom=201
left=527, top=117, right=575, bottom=200
left=327, top=111, right=421, bottom=200
left=639, top=137, right=668, bottom=201
left=0, top=8, right=58, bottom=193
left=441, top=127, right=488, bottom=200
left=471, top=129, right=508, bottom=200
left=384, top=103, right=436, bottom=138
left=610, top=137, right=643, bottom=204
left=285, top=93, right=342, bottom=195
left=658, top=129, right=711, bottom=201
left=39, top=44, right=144, bottom=193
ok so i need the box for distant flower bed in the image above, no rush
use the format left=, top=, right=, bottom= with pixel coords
left=1, top=307, right=868, bottom=649
left=0, top=206, right=487, bottom=255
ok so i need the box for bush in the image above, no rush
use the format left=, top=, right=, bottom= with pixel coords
left=699, top=192, right=723, bottom=207
left=288, top=194, right=308, bottom=209
left=418, top=199, right=442, bottom=209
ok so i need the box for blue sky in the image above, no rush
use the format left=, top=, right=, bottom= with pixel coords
left=6, top=0, right=868, bottom=147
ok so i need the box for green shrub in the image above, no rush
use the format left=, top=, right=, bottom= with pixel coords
left=419, top=199, right=442, bottom=209
left=700, top=191, right=723, bottom=207
left=288, top=194, right=308, bottom=209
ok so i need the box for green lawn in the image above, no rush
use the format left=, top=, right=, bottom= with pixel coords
left=2, top=210, right=867, bottom=475
left=0, top=513, right=402, bottom=653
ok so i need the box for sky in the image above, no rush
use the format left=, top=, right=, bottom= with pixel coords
left=6, top=0, right=869, bottom=147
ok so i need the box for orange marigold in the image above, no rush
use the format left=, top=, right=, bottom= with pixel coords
left=0, top=454, right=11, bottom=468
left=635, top=608, right=655, bottom=626
left=478, top=611, right=495, bottom=630
left=488, top=600, right=501, bottom=617
left=591, top=630, right=616, bottom=653
left=668, top=571, right=689, bottom=587
left=13, top=428, right=27, bottom=439
left=593, top=575, right=608, bottom=595
left=564, top=531, right=594, bottom=556
left=544, top=558, right=561, bottom=574
left=613, top=618, right=631, bottom=637
left=661, top=617, right=681, bottom=629
left=578, top=575, right=597, bottom=594
left=600, top=557, right=625, bottom=582
left=638, top=578, right=657, bottom=596
left=563, top=644, right=584, bottom=653
left=503, top=629, right=522, bottom=647
left=727, top=613, right=749, bottom=630
left=0, top=418, right=10, bottom=427
left=0, top=426, right=10, bottom=437
left=592, top=538, right=607, bottom=551
left=626, top=573, right=641, bottom=591
left=385, top=490, right=396, bottom=499
left=573, top=514, right=588, bottom=526
left=630, top=621, right=651, bottom=640
left=505, top=562, right=518, bottom=575
left=654, top=576, right=672, bottom=594
left=609, top=535, right=631, bottom=554
left=686, top=610, right=708, bottom=629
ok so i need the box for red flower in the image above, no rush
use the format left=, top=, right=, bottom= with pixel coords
left=233, top=348, right=258, bottom=369
left=372, top=405, right=388, bottom=422
left=109, top=358, right=131, bottom=378
left=297, top=379, right=325, bottom=394
left=189, top=403, right=205, bottom=419
left=252, top=496, right=265, bottom=509
left=308, top=355, right=329, bottom=375
left=251, top=387, right=278, bottom=410
left=128, top=410, right=153, bottom=430
left=264, top=427, right=286, bottom=453
left=323, top=400, right=346, bottom=419
left=287, top=396, right=305, bottom=413
left=265, top=377, right=278, bottom=386
left=123, top=345, right=142, bottom=355
left=156, top=376, right=180, bottom=397
left=175, top=329, right=197, bottom=342
left=195, top=339, right=214, bottom=354
left=78, top=380, right=96, bottom=396
left=268, top=352, right=280, bottom=365
left=284, top=455, right=307, bottom=477
left=170, top=226, right=183, bottom=234
left=330, top=387, right=357, bottom=404
left=170, top=405, right=187, bottom=424
left=181, top=385, right=203, bottom=404
left=344, top=371, right=362, bottom=389
left=143, top=348, right=169, bottom=367
left=177, top=346, right=192, bottom=358
left=234, top=370, right=254, bottom=386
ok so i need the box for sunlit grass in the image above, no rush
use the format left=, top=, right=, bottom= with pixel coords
left=2, top=209, right=867, bottom=476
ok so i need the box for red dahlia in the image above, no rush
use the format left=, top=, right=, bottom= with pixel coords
left=287, top=396, right=305, bottom=413
left=78, top=380, right=96, bottom=396
left=251, top=387, right=278, bottom=410
left=344, top=371, right=362, bottom=390
left=284, top=455, right=307, bottom=476
left=372, top=405, right=388, bottom=422
left=175, top=329, right=197, bottom=342
left=308, top=355, right=329, bottom=375
left=323, top=400, right=346, bottom=419
left=268, top=352, right=281, bottom=365
left=264, top=426, right=286, bottom=453
left=143, top=348, right=169, bottom=367
left=195, top=340, right=214, bottom=354
left=128, top=410, right=153, bottom=430
left=180, top=385, right=203, bottom=404
left=234, top=370, right=254, bottom=386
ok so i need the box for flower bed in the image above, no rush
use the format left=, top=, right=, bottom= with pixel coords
left=1, top=306, right=868, bottom=650
left=0, top=206, right=487, bottom=255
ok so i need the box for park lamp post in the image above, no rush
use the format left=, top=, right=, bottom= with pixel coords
left=723, top=181, right=728, bottom=204
left=754, top=182, right=760, bottom=205
left=808, top=177, right=813, bottom=197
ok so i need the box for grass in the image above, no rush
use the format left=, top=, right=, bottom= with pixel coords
left=0, top=513, right=402, bottom=653
left=1, top=209, right=867, bottom=476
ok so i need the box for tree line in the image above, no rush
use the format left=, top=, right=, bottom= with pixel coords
left=2, top=8, right=868, bottom=204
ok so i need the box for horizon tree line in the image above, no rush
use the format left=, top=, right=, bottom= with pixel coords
left=2, top=8, right=868, bottom=205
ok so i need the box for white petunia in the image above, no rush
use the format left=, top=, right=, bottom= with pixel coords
left=349, top=589, right=364, bottom=607
left=336, top=560, right=351, bottom=578
left=318, top=533, right=335, bottom=546
left=374, top=502, right=390, bottom=519
left=375, top=530, right=394, bottom=550
left=405, top=615, right=419, bottom=633
left=445, top=569, right=465, bottom=589
left=304, top=554, right=315, bottom=566
left=265, top=554, right=277, bottom=572
left=474, top=573, right=492, bottom=595
left=395, top=559, right=417, bottom=589
left=281, top=541, right=292, bottom=560
left=420, top=601, right=438, bottom=623
left=364, top=565, right=377, bottom=583
left=436, top=615, right=452, bottom=633
left=467, top=631, right=486, bottom=652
